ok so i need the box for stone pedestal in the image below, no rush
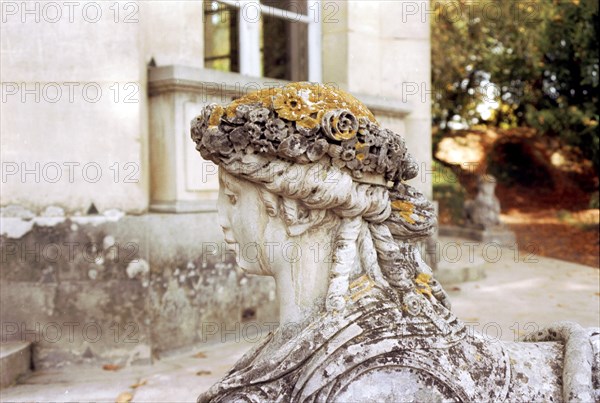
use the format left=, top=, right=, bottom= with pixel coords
left=439, top=225, right=516, bottom=247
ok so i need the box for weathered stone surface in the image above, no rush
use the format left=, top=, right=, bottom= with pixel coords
left=191, top=83, right=599, bottom=402
left=0, top=212, right=277, bottom=368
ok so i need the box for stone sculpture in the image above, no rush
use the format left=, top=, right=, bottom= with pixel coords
left=455, top=174, right=517, bottom=246
left=464, top=175, right=501, bottom=230
left=191, top=83, right=599, bottom=402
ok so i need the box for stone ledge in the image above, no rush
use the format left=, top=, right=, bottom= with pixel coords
left=148, top=65, right=412, bottom=118
left=150, top=200, right=218, bottom=213
left=439, top=225, right=517, bottom=247
left=0, top=341, right=31, bottom=389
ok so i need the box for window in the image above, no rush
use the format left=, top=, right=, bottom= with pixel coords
left=203, top=0, right=321, bottom=82
left=204, top=2, right=239, bottom=72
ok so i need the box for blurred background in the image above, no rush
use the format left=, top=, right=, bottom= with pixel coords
left=430, top=0, right=599, bottom=268
left=0, top=0, right=598, bottom=388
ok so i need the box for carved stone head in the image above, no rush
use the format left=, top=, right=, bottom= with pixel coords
left=191, top=83, right=443, bottom=312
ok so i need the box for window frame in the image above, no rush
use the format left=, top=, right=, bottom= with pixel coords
left=207, top=0, right=322, bottom=82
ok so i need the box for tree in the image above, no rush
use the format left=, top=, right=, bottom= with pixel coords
left=432, top=0, right=599, bottom=170
left=525, top=0, right=599, bottom=170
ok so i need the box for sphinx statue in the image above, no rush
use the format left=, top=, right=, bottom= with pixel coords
left=191, top=83, right=599, bottom=402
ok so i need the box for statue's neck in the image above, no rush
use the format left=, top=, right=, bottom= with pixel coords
left=273, top=242, right=330, bottom=328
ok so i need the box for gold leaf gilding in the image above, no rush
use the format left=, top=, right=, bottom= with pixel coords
left=225, top=82, right=377, bottom=124
left=391, top=200, right=416, bottom=224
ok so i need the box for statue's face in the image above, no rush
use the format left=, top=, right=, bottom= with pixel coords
left=217, top=169, right=273, bottom=276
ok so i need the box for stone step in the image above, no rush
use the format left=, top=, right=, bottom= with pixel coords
left=434, top=237, right=488, bottom=285
left=0, top=341, right=32, bottom=389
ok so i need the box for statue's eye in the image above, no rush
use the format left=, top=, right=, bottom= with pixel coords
left=227, top=194, right=237, bottom=205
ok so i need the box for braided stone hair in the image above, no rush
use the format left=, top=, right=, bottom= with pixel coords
left=191, top=83, right=449, bottom=312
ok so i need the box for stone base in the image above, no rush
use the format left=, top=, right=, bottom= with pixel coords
left=433, top=238, right=487, bottom=285
left=435, top=263, right=486, bottom=285
left=438, top=225, right=516, bottom=247
left=0, top=341, right=31, bottom=389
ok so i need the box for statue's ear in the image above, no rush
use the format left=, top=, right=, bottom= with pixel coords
left=259, top=189, right=326, bottom=236
left=259, top=188, right=279, bottom=217
left=280, top=198, right=327, bottom=237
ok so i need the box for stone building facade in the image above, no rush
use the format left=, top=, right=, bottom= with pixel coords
left=0, top=1, right=432, bottom=367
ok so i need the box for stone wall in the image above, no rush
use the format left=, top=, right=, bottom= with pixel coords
left=1, top=209, right=276, bottom=368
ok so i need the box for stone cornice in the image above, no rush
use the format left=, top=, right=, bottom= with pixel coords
left=148, top=65, right=411, bottom=117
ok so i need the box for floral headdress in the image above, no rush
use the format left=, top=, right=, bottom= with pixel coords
left=190, top=82, right=418, bottom=188
left=191, top=82, right=435, bottom=239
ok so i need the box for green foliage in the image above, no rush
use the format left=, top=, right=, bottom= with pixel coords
left=590, top=191, right=600, bottom=209
left=432, top=0, right=599, bottom=170
left=432, top=160, right=466, bottom=224
left=525, top=0, right=599, bottom=170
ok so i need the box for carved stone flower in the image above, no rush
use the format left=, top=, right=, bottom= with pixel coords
left=254, top=138, right=277, bottom=155
left=363, top=131, right=378, bottom=146
left=273, top=89, right=314, bottom=121
left=401, top=154, right=419, bottom=181
left=229, top=127, right=250, bottom=152
left=235, top=104, right=252, bottom=119
left=277, top=134, right=308, bottom=159
left=345, top=158, right=363, bottom=170
left=306, top=138, right=329, bottom=161
left=244, top=122, right=263, bottom=141
left=202, top=127, right=233, bottom=156
left=403, top=292, right=422, bottom=316
left=340, top=148, right=355, bottom=162
left=248, top=107, right=270, bottom=123
left=296, top=117, right=320, bottom=137
left=265, top=118, right=288, bottom=142
left=266, top=118, right=285, bottom=132
left=321, top=109, right=359, bottom=141
left=361, top=155, right=376, bottom=173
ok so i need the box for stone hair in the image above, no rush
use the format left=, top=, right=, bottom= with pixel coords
left=191, top=83, right=442, bottom=310
left=218, top=154, right=442, bottom=311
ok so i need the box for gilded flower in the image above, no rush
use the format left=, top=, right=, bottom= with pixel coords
left=273, top=88, right=315, bottom=121
left=208, top=105, right=224, bottom=127
left=296, top=116, right=320, bottom=136
left=321, top=109, right=358, bottom=141
left=355, top=142, right=370, bottom=161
